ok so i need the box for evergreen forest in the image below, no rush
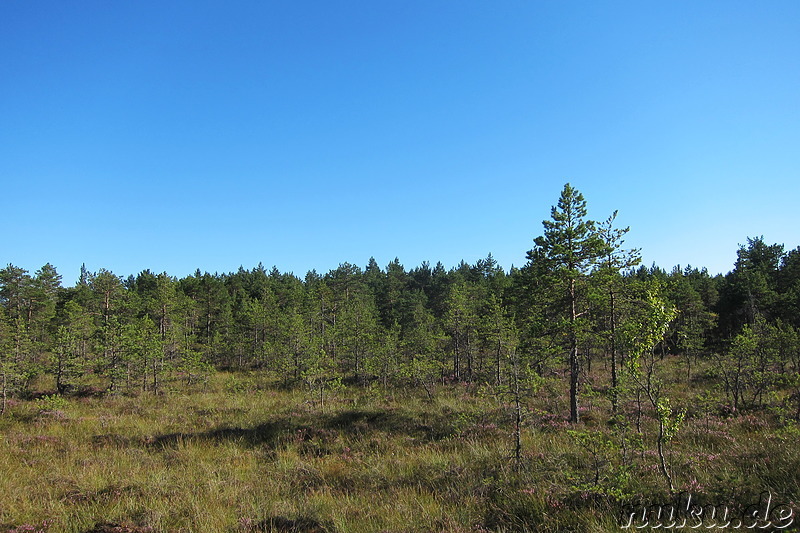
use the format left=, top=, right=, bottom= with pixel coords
left=2, top=184, right=799, bottom=532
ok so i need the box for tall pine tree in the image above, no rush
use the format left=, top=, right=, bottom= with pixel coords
left=529, top=184, right=607, bottom=423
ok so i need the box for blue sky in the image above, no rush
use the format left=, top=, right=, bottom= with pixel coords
left=2, top=1, right=799, bottom=283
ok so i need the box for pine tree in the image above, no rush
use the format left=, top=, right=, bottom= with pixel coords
left=530, top=184, right=607, bottom=423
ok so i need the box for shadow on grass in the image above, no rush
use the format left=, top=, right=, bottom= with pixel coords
left=324, top=409, right=456, bottom=440
left=147, top=408, right=457, bottom=450
left=149, top=419, right=292, bottom=448
left=240, top=515, right=334, bottom=533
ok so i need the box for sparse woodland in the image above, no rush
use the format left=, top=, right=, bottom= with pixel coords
left=1, top=184, right=799, bottom=532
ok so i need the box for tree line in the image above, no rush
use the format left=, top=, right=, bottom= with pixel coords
left=2, top=184, right=799, bottom=424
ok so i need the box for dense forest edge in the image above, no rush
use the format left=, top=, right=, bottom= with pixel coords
left=2, top=183, right=799, bottom=532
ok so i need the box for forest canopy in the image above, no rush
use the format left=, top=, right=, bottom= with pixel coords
left=1, top=184, right=799, bottom=422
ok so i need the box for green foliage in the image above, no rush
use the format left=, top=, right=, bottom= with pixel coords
left=567, top=428, right=633, bottom=501
left=655, top=397, right=685, bottom=442
left=617, top=281, right=684, bottom=491
left=531, top=183, right=607, bottom=279
left=399, top=352, right=442, bottom=400
left=621, top=282, right=677, bottom=368
left=35, top=393, right=68, bottom=412
left=301, top=347, right=343, bottom=413
left=180, top=349, right=213, bottom=387
left=714, top=316, right=791, bottom=411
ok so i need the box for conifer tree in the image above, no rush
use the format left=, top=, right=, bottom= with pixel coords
left=530, top=184, right=607, bottom=423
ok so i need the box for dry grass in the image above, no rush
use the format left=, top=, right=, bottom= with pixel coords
left=1, top=362, right=798, bottom=532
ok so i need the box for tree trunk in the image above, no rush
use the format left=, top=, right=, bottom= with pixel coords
left=496, top=334, right=502, bottom=386
left=1, top=372, right=6, bottom=415
left=512, top=350, right=523, bottom=466
left=569, top=277, right=580, bottom=424
left=657, top=420, right=675, bottom=492
left=610, top=288, right=619, bottom=415
left=453, top=331, right=461, bottom=381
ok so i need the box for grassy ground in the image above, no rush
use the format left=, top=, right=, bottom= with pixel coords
left=1, top=362, right=798, bottom=532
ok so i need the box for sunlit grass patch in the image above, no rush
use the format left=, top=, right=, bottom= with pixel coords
left=0, top=370, right=798, bottom=532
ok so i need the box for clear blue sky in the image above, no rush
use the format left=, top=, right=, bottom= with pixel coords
left=2, top=1, right=799, bottom=284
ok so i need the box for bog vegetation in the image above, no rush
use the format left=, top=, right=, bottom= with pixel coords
left=1, top=184, right=799, bottom=532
